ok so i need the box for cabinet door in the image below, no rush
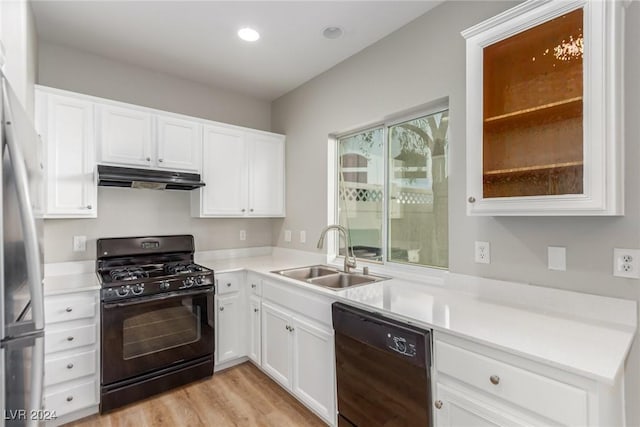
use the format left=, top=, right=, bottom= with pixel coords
left=434, top=383, right=530, bottom=427
left=462, top=1, right=623, bottom=215
left=198, top=125, right=247, bottom=216
left=291, top=316, right=335, bottom=425
left=215, top=293, right=242, bottom=364
left=248, top=295, right=261, bottom=365
left=247, top=133, right=285, bottom=216
left=156, top=115, right=202, bottom=172
left=261, top=301, right=292, bottom=389
left=98, top=104, right=153, bottom=167
left=42, top=93, right=96, bottom=218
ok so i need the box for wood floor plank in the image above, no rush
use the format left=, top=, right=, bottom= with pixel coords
left=65, top=362, right=327, bottom=427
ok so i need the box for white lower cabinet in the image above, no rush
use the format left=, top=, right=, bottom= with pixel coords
left=215, top=272, right=246, bottom=365
left=248, top=295, right=262, bottom=365
left=43, top=290, right=100, bottom=425
left=432, top=332, right=621, bottom=427
left=262, top=300, right=335, bottom=425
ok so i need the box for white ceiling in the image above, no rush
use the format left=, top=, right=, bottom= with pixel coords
left=31, top=1, right=442, bottom=101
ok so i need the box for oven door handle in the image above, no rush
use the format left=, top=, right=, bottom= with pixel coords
left=103, top=288, right=214, bottom=309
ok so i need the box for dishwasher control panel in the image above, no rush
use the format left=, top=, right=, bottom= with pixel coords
left=387, top=333, right=417, bottom=357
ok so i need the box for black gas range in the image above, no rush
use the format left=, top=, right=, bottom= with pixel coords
left=96, top=235, right=215, bottom=413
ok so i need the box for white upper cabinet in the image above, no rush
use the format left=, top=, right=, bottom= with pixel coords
left=35, top=89, right=97, bottom=218
left=97, top=104, right=153, bottom=168
left=156, top=114, right=202, bottom=173
left=192, top=126, right=286, bottom=218
left=462, top=0, right=625, bottom=216
left=248, top=133, right=286, bottom=216
left=98, top=105, right=202, bottom=173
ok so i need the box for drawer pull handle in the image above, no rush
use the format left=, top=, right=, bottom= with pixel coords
left=67, top=336, right=74, bottom=342
left=66, top=396, right=73, bottom=402
left=251, top=284, right=256, bottom=289
left=65, top=307, right=73, bottom=312
left=490, top=375, right=500, bottom=385
left=254, top=308, right=259, bottom=313
left=67, top=363, right=74, bottom=369
left=434, top=400, right=443, bottom=409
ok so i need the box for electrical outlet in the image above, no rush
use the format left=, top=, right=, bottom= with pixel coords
left=239, top=230, right=246, bottom=241
left=474, top=241, right=490, bottom=264
left=73, top=235, right=87, bottom=252
left=613, top=248, right=640, bottom=278
left=300, top=230, right=306, bottom=244
left=284, top=230, right=292, bottom=242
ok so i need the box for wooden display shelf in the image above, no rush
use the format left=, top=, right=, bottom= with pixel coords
left=484, top=161, right=583, bottom=178
left=484, top=97, right=583, bottom=127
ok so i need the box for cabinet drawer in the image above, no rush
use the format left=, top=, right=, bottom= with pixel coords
left=45, top=294, right=96, bottom=324
left=44, top=379, right=97, bottom=417
left=217, top=275, right=241, bottom=294
left=435, top=340, right=587, bottom=426
left=45, top=350, right=96, bottom=387
left=45, top=324, right=96, bottom=355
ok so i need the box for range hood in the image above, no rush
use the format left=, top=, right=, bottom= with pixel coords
left=97, top=165, right=205, bottom=190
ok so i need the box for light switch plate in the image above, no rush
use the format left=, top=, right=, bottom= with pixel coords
left=548, top=246, right=566, bottom=271
left=284, top=230, right=292, bottom=242
left=73, top=235, right=87, bottom=252
left=239, top=230, right=246, bottom=241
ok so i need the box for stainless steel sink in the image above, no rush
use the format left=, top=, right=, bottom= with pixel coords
left=272, top=265, right=389, bottom=290
left=273, top=265, right=340, bottom=280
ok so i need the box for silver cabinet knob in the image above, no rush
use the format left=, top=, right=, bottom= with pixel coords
left=254, top=308, right=259, bottom=313
left=67, top=336, right=74, bottom=342
left=65, top=307, right=73, bottom=312
left=66, top=396, right=73, bottom=402
left=251, top=284, right=257, bottom=289
left=434, top=400, right=443, bottom=409
left=146, top=157, right=151, bottom=161
left=226, top=283, right=231, bottom=287
left=219, top=306, right=224, bottom=312
left=285, top=325, right=290, bottom=331
left=158, top=158, right=163, bottom=162
left=490, top=375, right=500, bottom=385
left=241, top=209, right=246, bottom=212
left=468, top=196, right=476, bottom=203
left=249, top=208, right=254, bottom=212
left=290, top=327, right=294, bottom=332
left=86, top=205, right=92, bottom=209
left=67, top=363, right=74, bottom=369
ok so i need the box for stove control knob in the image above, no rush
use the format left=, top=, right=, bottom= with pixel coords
left=116, top=286, right=130, bottom=297
left=183, top=278, right=194, bottom=288
left=160, top=281, right=170, bottom=291
left=196, top=276, right=204, bottom=285
left=131, top=284, right=144, bottom=295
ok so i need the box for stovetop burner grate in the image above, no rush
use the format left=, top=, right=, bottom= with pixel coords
left=165, top=263, right=206, bottom=275
left=109, top=267, right=150, bottom=281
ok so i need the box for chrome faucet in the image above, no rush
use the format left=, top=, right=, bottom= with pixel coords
left=317, top=224, right=357, bottom=273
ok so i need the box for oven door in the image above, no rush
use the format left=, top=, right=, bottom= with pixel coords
left=101, top=287, right=214, bottom=386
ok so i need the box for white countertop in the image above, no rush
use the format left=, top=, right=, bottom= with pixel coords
left=45, top=248, right=636, bottom=384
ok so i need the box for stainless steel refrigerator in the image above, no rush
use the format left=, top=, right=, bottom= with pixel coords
left=0, top=72, right=45, bottom=426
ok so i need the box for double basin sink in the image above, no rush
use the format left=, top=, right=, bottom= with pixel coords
left=272, top=265, right=389, bottom=290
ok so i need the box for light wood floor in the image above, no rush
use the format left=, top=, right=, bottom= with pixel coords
left=67, top=362, right=327, bottom=427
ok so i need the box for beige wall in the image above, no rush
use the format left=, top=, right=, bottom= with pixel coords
left=44, top=188, right=275, bottom=262
left=271, top=1, right=640, bottom=425
left=37, top=42, right=274, bottom=263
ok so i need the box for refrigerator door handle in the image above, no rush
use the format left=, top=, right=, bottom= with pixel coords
left=2, top=76, right=44, bottom=332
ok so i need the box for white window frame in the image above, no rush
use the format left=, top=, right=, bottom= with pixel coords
left=328, top=99, right=449, bottom=277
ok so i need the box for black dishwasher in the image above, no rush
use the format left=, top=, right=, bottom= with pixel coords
left=332, top=302, right=432, bottom=427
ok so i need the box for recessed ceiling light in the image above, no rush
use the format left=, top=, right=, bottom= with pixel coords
left=323, top=26, right=343, bottom=40
left=238, top=27, right=260, bottom=42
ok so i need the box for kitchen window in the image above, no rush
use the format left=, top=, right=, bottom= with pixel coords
left=336, top=105, right=449, bottom=269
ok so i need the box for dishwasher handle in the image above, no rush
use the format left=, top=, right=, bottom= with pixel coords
left=332, top=302, right=431, bottom=369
